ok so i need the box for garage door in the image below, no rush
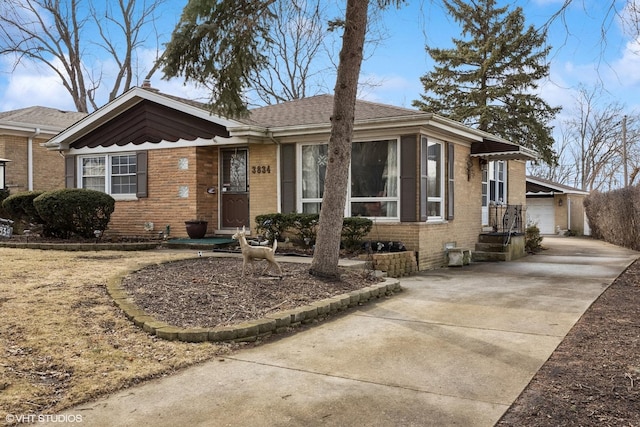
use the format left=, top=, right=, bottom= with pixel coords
left=526, top=198, right=555, bottom=234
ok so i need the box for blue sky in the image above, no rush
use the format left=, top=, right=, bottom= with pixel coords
left=0, top=0, right=638, bottom=122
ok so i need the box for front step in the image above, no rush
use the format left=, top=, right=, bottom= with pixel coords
left=472, top=233, right=525, bottom=262
left=475, top=242, right=509, bottom=253
left=472, top=250, right=511, bottom=262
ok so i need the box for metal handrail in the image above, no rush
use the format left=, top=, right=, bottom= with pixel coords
left=488, top=204, right=525, bottom=245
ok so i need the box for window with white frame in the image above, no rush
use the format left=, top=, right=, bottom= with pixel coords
left=350, top=139, right=398, bottom=217
left=79, top=153, right=137, bottom=196
left=421, top=137, right=444, bottom=220
left=300, top=144, right=327, bottom=214
left=489, top=160, right=506, bottom=204
left=299, top=139, right=400, bottom=218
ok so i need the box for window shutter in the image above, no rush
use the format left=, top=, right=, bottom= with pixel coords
left=400, top=135, right=417, bottom=222
left=280, top=144, right=296, bottom=213
left=65, top=155, right=76, bottom=188
left=447, top=142, right=455, bottom=220
left=136, top=151, right=148, bottom=198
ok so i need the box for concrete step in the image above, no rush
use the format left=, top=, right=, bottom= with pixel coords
left=475, top=242, right=509, bottom=253
left=477, top=233, right=509, bottom=244
left=472, top=250, right=511, bottom=262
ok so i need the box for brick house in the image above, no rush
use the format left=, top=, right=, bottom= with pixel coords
left=0, top=107, right=87, bottom=193
left=45, top=87, right=537, bottom=269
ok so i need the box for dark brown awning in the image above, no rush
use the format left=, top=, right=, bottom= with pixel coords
left=70, top=100, right=230, bottom=149
left=470, top=138, right=537, bottom=161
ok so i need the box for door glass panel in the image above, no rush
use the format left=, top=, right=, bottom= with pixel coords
left=223, top=150, right=248, bottom=192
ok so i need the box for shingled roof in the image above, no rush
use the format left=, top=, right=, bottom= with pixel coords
left=241, top=94, right=427, bottom=128
left=526, top=176, right=589, bottom=195
left=0, top=106, right=86, bottom=131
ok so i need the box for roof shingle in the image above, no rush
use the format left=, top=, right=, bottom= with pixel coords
left=0, top=106, right=86, bottom=129
left=241, top=94, right=427, bottom=127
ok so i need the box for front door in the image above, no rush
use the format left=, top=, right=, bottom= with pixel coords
left=221, top=148, right=250, bottom=229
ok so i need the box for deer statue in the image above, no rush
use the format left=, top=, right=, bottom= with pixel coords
left=232, top=226, right=282, bottom=277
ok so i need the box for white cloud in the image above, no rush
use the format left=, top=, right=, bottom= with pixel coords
left=610, top=38, right=640, bottom=87
left=0, top=48, right=214, bottom=113
left=0, top=56, right=75, bottom=112
left=357, top=73, right=422, bottom=108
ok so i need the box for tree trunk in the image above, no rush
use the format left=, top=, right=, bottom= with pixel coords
left=309, top=0, right=369, bottom=279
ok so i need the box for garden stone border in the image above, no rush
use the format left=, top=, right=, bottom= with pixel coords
left=0, top=241, right=160, bottom=251
left=106, top=269, right=403, bottom=343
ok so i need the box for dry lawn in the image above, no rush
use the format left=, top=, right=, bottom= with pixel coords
left=0, top=248, right=232, bottom=420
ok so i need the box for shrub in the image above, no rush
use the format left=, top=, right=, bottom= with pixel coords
left=254, top=213, right=373, bottom=252
left=341, top=217, right=373, bottom=251
left=34, top=189, right=115, bottom=238
left=288, top=213, right=319, bottom=247
left=584, top=186, right=640, bottom=251
left=0, top=188, right=10, bottom=218
left=525, top=224, right=543, bottom=253
left=255, top=213, right=292, bottom=242
left=1, top=191, right=45, bottom=225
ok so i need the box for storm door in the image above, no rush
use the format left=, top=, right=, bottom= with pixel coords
left=221, top=148, right=250, bottom=228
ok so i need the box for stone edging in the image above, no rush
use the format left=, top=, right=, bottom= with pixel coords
left=106, top=272, right=402, bottom=343
left=0, top=241, right=160, bottom=251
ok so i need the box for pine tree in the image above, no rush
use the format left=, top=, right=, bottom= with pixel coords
left=413, top=0, right=560, bottom=164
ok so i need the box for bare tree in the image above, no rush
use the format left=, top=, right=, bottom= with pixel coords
left=248, top=0, right=331, bottom=105
left=623, top=114, right=640, bottom=186
left=561, top=86, right=633, bottom=191
left=527, top=126, right=576, bottom=185
left=0, top=0, right=166, bottom=112
left=246, top=0, right=389, bottom=106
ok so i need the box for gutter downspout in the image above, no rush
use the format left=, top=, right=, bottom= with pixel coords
left=28, top=128, right=41, bottom=191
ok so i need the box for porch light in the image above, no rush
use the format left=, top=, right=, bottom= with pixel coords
left=558, top=198, right=563, bottom=207
left=0, top=158, right=10, bottom=190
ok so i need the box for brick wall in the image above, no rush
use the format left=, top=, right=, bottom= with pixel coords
left=195, top=146, right=219, bottom=229
left=568, top=194, right=586, bottom=234
left=108, top=146, right=218, bottom=238
left=508, top=160, right=526, bottom=205
left=1, top=136, right=28, bottom=192
left=363, top=144, right=484, bottom=270
left=0, top=135, right=65, bottom=193
left=248, top=144, right=278, bottom=229
left=33, top=137, right=65, bottom=190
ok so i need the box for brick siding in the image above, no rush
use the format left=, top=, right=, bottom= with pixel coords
left=0, top=135, right=65, bottom=193
left=108, top=146, right=218, bottom=238
left=105, top=143, right=526, bottom=271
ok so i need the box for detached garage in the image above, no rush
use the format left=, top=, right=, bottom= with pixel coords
left=526, top=176, right=590, bottom=236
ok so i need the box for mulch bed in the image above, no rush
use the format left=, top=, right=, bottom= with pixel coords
left=498, top=259, right=640, bottom=426
left=121, top=256, right=380, bottom=328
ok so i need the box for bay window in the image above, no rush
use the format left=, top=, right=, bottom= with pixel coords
left=350, top=140, right=398, bottom=217
left=299, top=139, right=400, bottom=219
left=301, top=144, right=327, bottom=214
left=421, top=137, right=444, bottom=220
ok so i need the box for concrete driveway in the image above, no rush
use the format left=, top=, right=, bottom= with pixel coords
left=49, top=237, right=638, bottom=427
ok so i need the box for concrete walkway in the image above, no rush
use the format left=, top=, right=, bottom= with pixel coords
left=49, top=237, right=638, bottom=427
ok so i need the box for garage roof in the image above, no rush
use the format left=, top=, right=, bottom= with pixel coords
left=526, top=176, right=590, bottom=196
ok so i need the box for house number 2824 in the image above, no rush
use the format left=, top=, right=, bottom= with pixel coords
left=252, top=165, right=271, bottom=174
